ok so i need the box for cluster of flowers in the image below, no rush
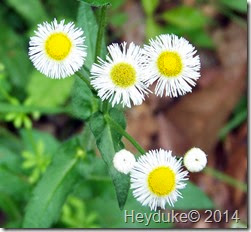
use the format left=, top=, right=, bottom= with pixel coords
left=29, top=19, right=207, bottom=211
left=29, top=19, right=200, bottom=108
left=113, top=148, right=207, bottom=211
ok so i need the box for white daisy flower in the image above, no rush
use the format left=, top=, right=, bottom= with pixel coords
left=184, top=147, right=207, bottom=173
left=143, top=34, right=201, bottom=97
left=90, top=42, right=150, bottom=108
left=29, top=19, right=86, bottom=79
left=130, top=149, right=188, bottom=211
left=113, top=149, right=136, bottom=174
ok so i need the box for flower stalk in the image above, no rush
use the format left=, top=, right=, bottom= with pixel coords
left=95, top=5, right=107, bottom=60
left=105, top=114, right=146, bottom=155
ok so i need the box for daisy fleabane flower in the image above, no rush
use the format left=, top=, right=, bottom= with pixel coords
left=184, top=147, right=207, bottom=173
left=143, top=34, right=200, bottom=97
left=90, top=42, right=150, bottom=108
left=113, top=149, right=136, bottom=174
left=130, top=149, right=188, bottom=211
left=29, top=19, right=86, bottom=79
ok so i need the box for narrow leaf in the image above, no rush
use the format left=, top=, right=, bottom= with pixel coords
left=77, top=2, right=98, bottom=69
left=162, top=6, right=209, bottom=30
left=90, top=109, right=130, bottom=210
left=0, top=166, right=30, bottom=201
left=22, top=138, right=82, bottom=228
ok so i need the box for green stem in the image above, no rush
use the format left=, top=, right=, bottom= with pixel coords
left=105, top=111, right=247, bottom=192
left=95, top=5, right=107, bottom=61
left=102, top=101, right=109, bottom=114
left=219, top=109, right=247, bottom=140
left=105, top=115, right=146, bottom=155
left=203, top=166, right=247, bottom=192
left=75, top=71, right=95, bottom=92
left=0, top=102, right=69, bottom=114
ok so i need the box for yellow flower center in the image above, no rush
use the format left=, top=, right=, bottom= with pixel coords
left=45, top=33, right=72, bottom=60
left=110, top=62, right=136, bottom=88
left=148, top=166, right=175, bottom=196
left=157, top=51, right=183, bottom=77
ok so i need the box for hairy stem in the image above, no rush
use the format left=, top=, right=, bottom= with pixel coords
left=106, top=114, right=247, bottom=192
left=75, top=71, right=95, bottom=92
left=105, top=115, right=146, bottom=155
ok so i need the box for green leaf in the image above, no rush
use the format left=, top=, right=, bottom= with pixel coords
left=27, top=70, right=74, bottom=108
left=0, top=147, right=22, bottom=173
left=86, top=181, right=173, bottom=228
left=187, top=30, right=214, bottom=49
left=80, top=0, right=111, bottom=7
left=110, top=13, right=128, bottom=27
left=0, top=166, right=30, bottom=201
left=77, top=2, right=98, bottom=69
left=0, top=192, right=22, bottom=227
left=109, top=0, right=125, bottom=10
left=220, top=0, right=247, bottom=13
left=5, top=0, right=48, bottom=25
left=20, top=129, right=59, bottom=154
left=141, top=0, right=159, bottom=16
left=173, top=181, right=214, bottom=209
left=0, top=21, right=31, bottom=89
left=77, top=2, right=107, bottom=70
left=90, top=109, right=130, bottom=210
left=162, top=6, right=209, bottom=30
left=0, top=128, right=23, bottom=154
left=145, top=16, right=163, bottom=39
left=71, top=75, right=99, bottom=120
left=22, top=138, right=82, bottom=228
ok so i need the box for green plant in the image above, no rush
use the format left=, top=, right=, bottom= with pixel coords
left=0, top=0, right=247, bottom=229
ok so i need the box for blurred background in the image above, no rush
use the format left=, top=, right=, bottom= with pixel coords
left=0, top=0, right=247, bottom=229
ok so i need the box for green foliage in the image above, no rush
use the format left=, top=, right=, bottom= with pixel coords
left=20, top=129, right=59, bottom=154
left=145, top=16, right=163, bottom=39
left=71, top=75, right=99, bottom=120
left=90, top=109, right=130, bottom=210
left=186, top=30, right=214, bottom=49
left=220, top=0, right=247, bottom=13
left=219, top=96, right=247, bottom=140
left=141, top=0, right=159, bottom=16
left=60, top=196, right=99, bottom=228
left=21, top=129, right=60, bottom=184
left=77, top=2, right=98, bottom=69
left=5, top=0, right=47, bottom=25
left=162, top=6, right=209, bottom=30
left=172, top=182, right=214, bottom=209
left=22, top=138, right=82, bottom=228
left=0, top=166, right=30, bottom=202
left=0, top=146, right=23, bottom=173
left=110, top=12, right=127, bottom=27
left=0, top=0, right=223, bottom=228
left=27, top=70, right=74, bottom=108
left=0, top=21, right=31, bottom=89
left=86, top=180, right=173, bottom=228
left=80, top=0, right=112, bottom=7
left=0, top=192, right=22, bottom=228
left=4, top=98, right=34, bottom=129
